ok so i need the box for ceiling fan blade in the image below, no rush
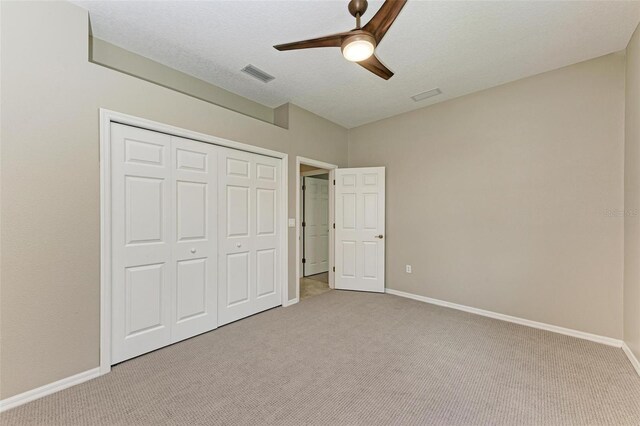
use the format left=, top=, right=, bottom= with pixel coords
left=274, top=32, right=350, bottom=51
left=363, top=0, right=407, bottom=43
left=358, top=54, right=394, bottom=80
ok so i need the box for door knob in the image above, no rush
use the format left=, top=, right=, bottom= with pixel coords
left=190, top=248, right=197, bottom=253
left=236, top=243, right=242, bottom=248
left=375, top=234, right=384, bottom=239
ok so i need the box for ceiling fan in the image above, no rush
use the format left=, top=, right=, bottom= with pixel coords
left=273, top=0, right=407, bottom=80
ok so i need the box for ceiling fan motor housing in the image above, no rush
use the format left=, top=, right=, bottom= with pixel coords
left=348, top=0, right=369, bottom=18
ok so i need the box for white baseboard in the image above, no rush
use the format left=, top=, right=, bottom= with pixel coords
left=2, top=294, right=636, bottom=413
left=622, top=342, right=640, bottom=376
left=385, top=288, right=623, bottom=348
left=283, top=297, right=299, bottom=307
left=0, top=367, right=101, bottom=413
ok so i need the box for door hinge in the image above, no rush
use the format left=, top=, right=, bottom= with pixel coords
left=333, top=179, right=336, bottom=185
left=333, top=223, right=335, bottom=229
left=302, top=221, right=306, bottom=227
left=333, top=266, right=335, bottom=272
left=302, top=258, right=306, bottom=264
left=302, top=184, right=306, bottom=191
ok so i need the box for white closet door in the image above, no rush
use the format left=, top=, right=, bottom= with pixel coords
left=218, top=148, right=281, bottom=325
left=304, top=177, right=329, bottom=276
left=253, top=154, right=281, bottom=313
left=111, top=124, right=173, bottom=364
left=335, top=167, right=385, bottom=293
left=111, top=122, right=283, bottom=362
left=111, top=125, right=220, bottom=364
left=170, top=136, right=218, bottom=343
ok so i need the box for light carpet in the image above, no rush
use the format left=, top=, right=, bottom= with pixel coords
left=2, top=290, right=640, bottom=425
left=300, top=273, right=330, bottom=300
left=307, top=272, right=328, bottom=283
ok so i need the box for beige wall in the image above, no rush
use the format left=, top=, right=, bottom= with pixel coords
left=0, top=1, right=347, bottom=399
left=348, top=53, right=626, bottom=339
left=0, top=0, right=635, bottom=404
left=90, top=37, right=275, bottom=124
left=625, top=23, right=640, bottom=362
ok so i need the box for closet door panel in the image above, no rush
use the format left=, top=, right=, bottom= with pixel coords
left=253, top=155, right=281, bottom=312
left=111, top=124, right=173, bottom=364
left=218, top=149, right=256, bottom=325
left=218, top=148, right=281, bottom=325
left=171, top=137, right=218, bottom=342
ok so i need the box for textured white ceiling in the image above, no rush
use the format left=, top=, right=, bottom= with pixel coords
left=74, top=0, right=640, bottom=128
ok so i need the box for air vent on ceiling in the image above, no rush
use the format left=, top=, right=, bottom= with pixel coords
left=241, top=64, right=275, bottom=83
left=411, top=88, right=442, bottom=102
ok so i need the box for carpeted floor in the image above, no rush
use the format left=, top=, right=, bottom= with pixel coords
left=308, top=272, right=328, bottom=283
left=2, top=290, right=640, bottom=425
left=300, top=272, right=330, bottom=300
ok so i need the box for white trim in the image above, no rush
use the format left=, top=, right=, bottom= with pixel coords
left=99, top=110, right=112, bottom=375
left=101, top=109, right=288, bottom=159
left=0, top=368, right=101, bottom=413
left=283, top=297, right=299, bottom=307
left=295, top=156, right=338, bottom=303
left=296, top=157, right=337, bottom=171
left=100, top=109, right=289, bottom=374
left=385, top=288, right=624, bottom=348
left=622, top=342, right=640, bottom=376
left=301, top=169, right=330, bottom=177
left=280, top=157, right=289, bottom=307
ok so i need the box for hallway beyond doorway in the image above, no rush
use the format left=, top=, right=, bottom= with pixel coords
left=300, top=273, right=330, bottom=300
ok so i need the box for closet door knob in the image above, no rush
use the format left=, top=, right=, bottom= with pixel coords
left=236, top=243, right=242, bottom=248
left=190, top=248, right=196, bottom=253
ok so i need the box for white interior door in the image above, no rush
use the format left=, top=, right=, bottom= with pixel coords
left=335, top=167, right=385, bottom=292
left=111, top=124, right=173, bottom=363
left=304, top=176, right=329, bottom=276
left=218, top=148, right=281, bottom=325
left=170, top=136, right=218, bottom=343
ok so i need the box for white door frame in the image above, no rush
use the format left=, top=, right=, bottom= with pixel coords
left=100, top=109, right=288, bottom=375
left=295, top=157, right=337, bottom=301
left=302, top=169, right=329, bottom=177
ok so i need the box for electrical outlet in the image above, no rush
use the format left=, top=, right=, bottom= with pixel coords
left=288, top=218, right=296, bottom=228
left=406, top=265, right=412, bottom=274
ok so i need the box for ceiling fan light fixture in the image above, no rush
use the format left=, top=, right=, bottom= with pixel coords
left=273, top=0, right=407, bottom=79
left=341, top=33, right=376, bottom=62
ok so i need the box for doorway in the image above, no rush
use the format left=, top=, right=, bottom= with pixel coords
left=301, top=170, right=330, bottom=299
left=295, top=157, right=337, bottom=301
left=294, top=157, right=387, bottom=303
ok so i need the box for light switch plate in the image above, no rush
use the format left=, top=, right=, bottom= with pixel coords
left=406, top=265, right=412, bottom=274
left=288, top=218, right=296, bottom=228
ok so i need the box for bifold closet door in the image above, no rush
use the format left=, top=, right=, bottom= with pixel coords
left=218, top=148, right=281, bottom=326
left=171, top=137, right=218, bottom=343
left=111, top=124, right=173, bottom=364
left=111, top=124, right=218, bottom=364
